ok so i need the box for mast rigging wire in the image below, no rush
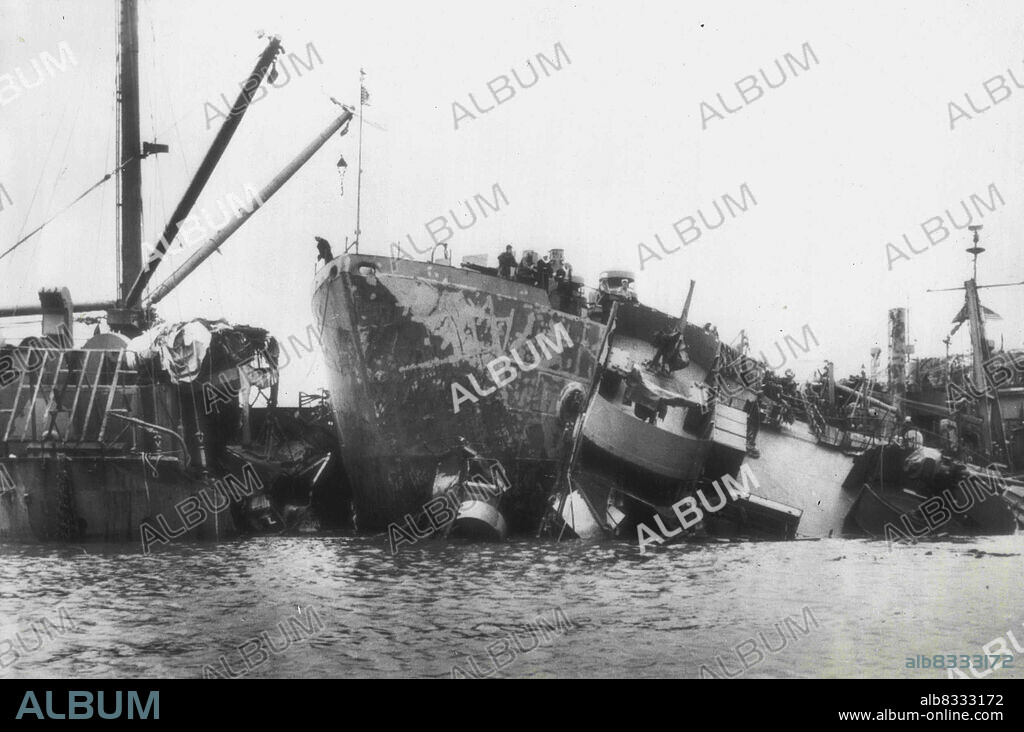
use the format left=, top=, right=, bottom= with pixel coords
left=1, top=94, right=73, bottom=277
left=0, top=155, right=141, bottom=264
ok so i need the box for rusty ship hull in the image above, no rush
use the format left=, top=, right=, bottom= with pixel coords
left=312, top=254, right=607, bottom=531
left=0, top=454, right=235, bottom=542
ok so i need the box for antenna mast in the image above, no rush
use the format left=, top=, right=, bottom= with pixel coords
left=967, top=224, right=985, bottom=282
left=350, top=69, right=367, bottom=254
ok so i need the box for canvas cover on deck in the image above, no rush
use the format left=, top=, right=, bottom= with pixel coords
left=127, top=319, right=278, bottom=386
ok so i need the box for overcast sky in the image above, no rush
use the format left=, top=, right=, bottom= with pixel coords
left=2, top=0, right=1023, bottom=401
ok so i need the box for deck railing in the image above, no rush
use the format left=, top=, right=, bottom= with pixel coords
left=0, top=346, right=141, bottom=446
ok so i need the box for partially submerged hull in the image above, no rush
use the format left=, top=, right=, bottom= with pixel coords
left=312, top=255, right=606, bottom=530
left=581, top=303, right=740, bottom=477
left=747, top=420, right=861, bottom=538
left=0, top=455, right=237, bottom=543
left=566, top=299, right=780, bottom=538
left=844, top=483, right=931, bottom=537
left=0, top=323, right=339, bottom=543
left=842, top=444, right=1017, bottom=538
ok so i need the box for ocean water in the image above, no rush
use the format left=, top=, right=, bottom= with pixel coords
left=1, top=533, right=1022, bottom=679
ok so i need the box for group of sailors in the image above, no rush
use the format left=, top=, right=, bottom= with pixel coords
left=497, top=246, right=573, bottom=290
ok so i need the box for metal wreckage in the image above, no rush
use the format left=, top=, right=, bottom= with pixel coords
left=0, top=1, right=349, bottom=544
left=2, top=0, right=1019, bottom=550
left=312, top=226, right=1022, bottom=549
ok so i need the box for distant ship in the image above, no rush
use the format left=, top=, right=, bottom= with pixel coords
left=749, top=228, right=1021, bottom=536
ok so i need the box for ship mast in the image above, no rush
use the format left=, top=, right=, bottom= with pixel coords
left=117, top=0, right=143, bottom=306
left=0, top=1, right=279, bottom=327
left=928, top=225, right=1019, bottom=468
left=350, top=68, right=367, bottom=254
left=964, top=275, right=998, bottom=455
left=962, top=228, right=1004, bottom=461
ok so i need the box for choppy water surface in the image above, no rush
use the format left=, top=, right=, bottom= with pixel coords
left=1, top=534, right=1023, bottom=679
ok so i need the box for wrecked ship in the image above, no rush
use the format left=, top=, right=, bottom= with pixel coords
left=312, top=249, right=608, bottom=532
left=0, top=0, right=351, bottom=543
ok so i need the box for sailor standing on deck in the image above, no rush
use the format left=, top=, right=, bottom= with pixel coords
left=535, top=255, right=553, bottom=290
left=901, top=416, right=924, bottom=449
left=498, top=245, right=517, bottom=279
left=517, top=252, right=536, bottom=283
left=315, top=236, right=334, bottom=264
left=651, top=328, right=682, bottom=374
left=939, top=417, right=960, bottom=457
left=745, top=392, right=762, bottom=455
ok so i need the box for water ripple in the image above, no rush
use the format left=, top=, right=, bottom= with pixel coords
left=1, top=534, right=1022, bottom=678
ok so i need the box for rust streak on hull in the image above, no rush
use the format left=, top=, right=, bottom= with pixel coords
left=312, top=255, right=607, bottom=530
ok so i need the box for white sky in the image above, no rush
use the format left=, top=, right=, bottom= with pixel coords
left=2, top=0, right=1023, bottom=401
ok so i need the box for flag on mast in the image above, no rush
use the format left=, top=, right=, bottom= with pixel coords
left=951, top=302, right=1002, bottom=325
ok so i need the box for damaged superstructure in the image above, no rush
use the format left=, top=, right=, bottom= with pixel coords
left=0, top=0, right=354, bottom=543
left=0, top=313, right=345, bottom=542
left=545, top=273, right=803, bottom=542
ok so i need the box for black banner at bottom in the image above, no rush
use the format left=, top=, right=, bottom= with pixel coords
left=0, top=679, right=1017, bottom=723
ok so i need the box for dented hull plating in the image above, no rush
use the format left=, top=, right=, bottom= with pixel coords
left=312, top=255, right=606, bottom=530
